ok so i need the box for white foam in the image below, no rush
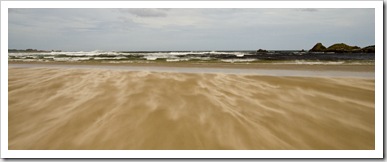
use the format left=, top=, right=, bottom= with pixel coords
left=221, top=59, right=257, bottom=63
left=294, top=61, right=345, bottom=65
left=166, top=58, right=190, bottom=62
left=145, top=57, right=158, bottom=61
left=93, top=57, right=127, bottom=60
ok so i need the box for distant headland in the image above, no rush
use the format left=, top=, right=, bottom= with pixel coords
left=309, top=43, right=375, bottom=53
left=254, top=43, right=375, bottom=54
left=8, top=49, right=62, bottom=53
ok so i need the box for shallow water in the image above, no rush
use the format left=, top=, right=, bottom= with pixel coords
left=9, top=63, right=374, bottom=78
left=8, top=67, right=375, bottom=150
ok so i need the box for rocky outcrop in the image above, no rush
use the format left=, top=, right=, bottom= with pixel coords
left=309, top=43, right=375, bottom=53
left=309, top=43, right=326, bottom=52
left=325, top=43, right=361, bottom=53
left=361, top=45, right=375, bottom=53
left=8, top=49, right=55, bottom=53
left=256, top=49, right=268, bottom=53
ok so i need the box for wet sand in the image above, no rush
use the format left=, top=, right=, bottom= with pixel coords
left=9, top=60, right=375, bottom=72
left=8, top=65, right=375, bottom=150
left=9, top=63, right=375, bottom=78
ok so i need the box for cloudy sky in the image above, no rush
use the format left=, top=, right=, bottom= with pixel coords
left=8, top=8, right=375, bottom=51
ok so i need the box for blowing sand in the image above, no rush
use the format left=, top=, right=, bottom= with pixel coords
left=8, top=66, right=375, bottom=150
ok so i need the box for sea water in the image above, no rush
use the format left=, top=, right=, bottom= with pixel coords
left=8, top=50, right=375, bottom=64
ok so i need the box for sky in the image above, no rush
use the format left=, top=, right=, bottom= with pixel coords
left=8, top=8, right=375, bottom=51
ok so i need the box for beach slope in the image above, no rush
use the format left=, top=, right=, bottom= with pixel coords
left=8, top=66, right=374, bottom=150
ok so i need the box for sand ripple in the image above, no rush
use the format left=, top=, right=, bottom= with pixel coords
left=8, top=67, right=375, bottom=150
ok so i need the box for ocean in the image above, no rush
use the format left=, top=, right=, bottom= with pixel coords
left=8, top=50, right=375, bottom=64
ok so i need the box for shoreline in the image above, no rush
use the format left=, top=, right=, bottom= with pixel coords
left=9, top=61, right=375, bottom=78
left=8, top=61, right=375, bottom=72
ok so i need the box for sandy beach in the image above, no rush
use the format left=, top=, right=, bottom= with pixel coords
left=8, top=63, right=375, bottom=150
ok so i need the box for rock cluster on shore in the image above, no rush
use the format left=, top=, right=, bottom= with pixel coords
left=8, top=49, right=61, bottom=53
left=256, top=49, right=268, bottom=53
left=309, top=43, right=326, bottom=52
left=309, top=43, right=375, bottom=53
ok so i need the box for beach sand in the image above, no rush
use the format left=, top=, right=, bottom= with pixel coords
left=8, top=65, right=375, bottom=150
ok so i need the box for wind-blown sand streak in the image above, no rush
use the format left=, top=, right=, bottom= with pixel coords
left=8, top=67, right=374, bottom=150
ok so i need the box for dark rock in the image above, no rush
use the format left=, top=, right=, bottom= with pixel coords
left=8, top=49, right=51, bottom=53
left=309, top=43, right=374, bottom=53
left=361, top=45, right=375, bottom=53
left=256, top=49, right=268, bottom=53
left=309, top=43, right=326, bottom=52
left=325, top=43, right=360, bottom=53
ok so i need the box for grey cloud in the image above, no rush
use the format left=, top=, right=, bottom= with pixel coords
left=8, top=8, right=375, bottom=51
left=298, top=8, right=318, bottom=12
left=122, top=8, right=169, bottom=17
left=8, top=8, right=21, bottom=13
